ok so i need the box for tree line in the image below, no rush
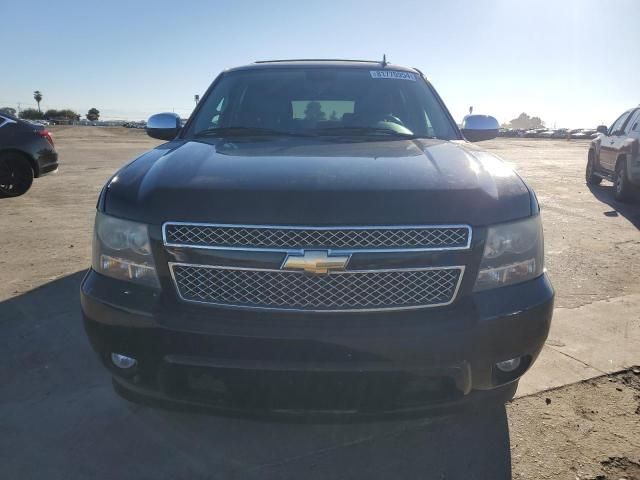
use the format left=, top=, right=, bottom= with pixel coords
left=0, top=91, right=100, bottom=122
left=1, top=106, right=101, bottom=122
left=502, top=112, right=545, bottom=130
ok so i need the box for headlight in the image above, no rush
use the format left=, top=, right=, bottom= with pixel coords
left=92, top=212, right=160, bottom=288
left=473, top=216, right=544, bottom=292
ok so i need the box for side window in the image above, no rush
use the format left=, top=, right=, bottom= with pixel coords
left=0, top=117, right=5, bottom=127
left=609, top=112, right=630, bottom=136
left=624, top=110, right=640, bottom=135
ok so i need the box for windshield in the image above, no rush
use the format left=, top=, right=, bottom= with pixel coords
left=186, top=67, right=460, bottom=140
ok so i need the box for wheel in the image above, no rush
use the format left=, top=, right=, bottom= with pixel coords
left=585, top=151, right=602, bottom=185
left=0, top=153, right=34, bottom=197
left=614, top=159, right=632, bottom=202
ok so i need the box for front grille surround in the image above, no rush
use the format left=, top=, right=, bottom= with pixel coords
left=163, top=223, right=472, bottom=252
left=169, top=263, right=465, bottom=312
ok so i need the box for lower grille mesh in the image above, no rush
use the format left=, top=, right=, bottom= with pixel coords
left=171, top=264, right=463, bottom=311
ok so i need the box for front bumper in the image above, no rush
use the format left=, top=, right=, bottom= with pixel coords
left=81, top=270, right=554, bottom=415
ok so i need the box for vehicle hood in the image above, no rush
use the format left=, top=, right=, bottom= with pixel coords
left=104, top=137, right=532, bottom=226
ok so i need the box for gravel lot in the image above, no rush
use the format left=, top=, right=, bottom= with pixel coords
left=1, top=127, right=639, bottom=479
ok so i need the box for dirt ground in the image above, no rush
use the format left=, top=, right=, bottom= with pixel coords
left=509, top=370, right=640, bottom=480
left=1, top=127, right=639, bottom=479
left=0, top=126, right=159, bottom=298
left=485, top=138, right=640, bottom=309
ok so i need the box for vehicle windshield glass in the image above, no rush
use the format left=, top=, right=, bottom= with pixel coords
left=186, top=67, right=460, bottom=140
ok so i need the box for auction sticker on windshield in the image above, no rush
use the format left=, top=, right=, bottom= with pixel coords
left=369, top=70, right=416, bottom=81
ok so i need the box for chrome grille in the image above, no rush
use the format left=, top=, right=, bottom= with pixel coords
left=170, top=264, right=464, bottom=311
left=163, top=223, right=471, bottom=251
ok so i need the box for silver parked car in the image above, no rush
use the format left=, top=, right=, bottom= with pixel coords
left=586, top=107, right=640, bottom=201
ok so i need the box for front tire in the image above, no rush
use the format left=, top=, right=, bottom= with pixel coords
left=0, top=153, right=34, bottom=197
left=614, top=160, right=633, bottom=202
left=585, top=151, right=602, bottom=185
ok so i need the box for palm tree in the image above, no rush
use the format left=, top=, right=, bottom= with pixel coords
left=33, top=91, right=43, bottom=113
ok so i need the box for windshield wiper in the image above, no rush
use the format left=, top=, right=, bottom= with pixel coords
left=312, top=126, right=420, bottom=138
left=194, top=126, right=311, bottom=137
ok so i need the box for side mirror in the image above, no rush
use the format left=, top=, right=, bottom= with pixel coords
left=596, top=125, right=608, bottom=135
left=461, top=115, right=500, bottom=142
left=146, top=112, right=181, bottom=140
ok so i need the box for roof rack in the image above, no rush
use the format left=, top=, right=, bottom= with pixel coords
left=254, top=58, right=383, bottom=64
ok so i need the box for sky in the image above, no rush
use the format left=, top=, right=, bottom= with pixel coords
left=2, top=0, right=638, bottom=127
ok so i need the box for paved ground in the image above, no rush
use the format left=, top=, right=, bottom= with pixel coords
left=1, top=128, right=639, bottom=479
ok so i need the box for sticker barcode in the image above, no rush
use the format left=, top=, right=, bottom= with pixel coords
left=369, top=71, right=417, bottom=81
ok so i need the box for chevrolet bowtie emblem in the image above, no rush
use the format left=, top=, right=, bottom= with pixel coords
left=282, top=251, right=350, bottom=275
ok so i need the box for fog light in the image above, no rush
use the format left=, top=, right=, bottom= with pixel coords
left=111, top=353, right=137, bottom=369
left=496, top=357, right=522, bottom=373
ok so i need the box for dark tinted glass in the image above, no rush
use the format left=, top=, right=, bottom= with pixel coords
left=609, top=111, right=631, bottom=135
left=624, top=109, right=640, bottom=133
left=187, top=68, right=459, bottom=140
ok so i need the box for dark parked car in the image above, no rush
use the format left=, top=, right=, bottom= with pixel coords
left=81, top=60, right=554, bottom=416
left=0, top=112, right=58, bottom=197
left=586, top=107, right=640, bottom=201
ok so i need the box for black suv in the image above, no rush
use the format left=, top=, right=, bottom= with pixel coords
left=81, top=60, right=554, bottom=416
